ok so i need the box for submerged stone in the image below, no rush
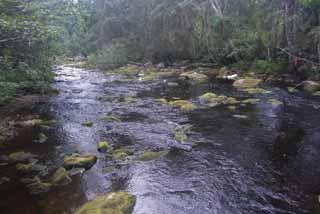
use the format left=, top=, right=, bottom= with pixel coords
left=82, top=121, right=93, bottom=127
left=103, top=166, right=114, bottom=173
left=243, top=88, right=268, bottom=94
left=97, top=141, right=109, bottom=152
left=27, top=181, right=52, bottom=195
left=73, top=191, right=136, bottom=214
left=169, top=100, right=196, bottom=111
left=0, top=177, right=10, bottom=185
left=233, top=78, right=262, bottom=89
left=137, top=150, right=168, bottom=161
left=68, top=167, right=86, bottom=177
left=16, top=163, right=47, bottom=175
left=233, top=114, right=248, bottom=119
left=63, top=154, right=97, bottom=170
left=241, top=99, right=260, bottom=104
left=101, top=113, right=122, bottom=122
left=267, top=99, right=283, bottom=105
left=9, top=151, right=37, bottom=163
left=35, top=133, right=48, bottom=144
left=51, top=167, right=72, bottom=186
left=287, top=87, right=298, bottom=93
left=20, top=176, right=41, bottom=185
left=154, top=98, right=168, bottom=105
left=199, top=92, right=217, bottom=102
left=312, top=91, right=320, bottom=96
left=199, top=93, right=239, bottom=106
left=112, top=148, right=134, bottom=161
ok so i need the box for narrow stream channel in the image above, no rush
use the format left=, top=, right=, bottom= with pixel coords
left=1, top=65, right=320, bottom=214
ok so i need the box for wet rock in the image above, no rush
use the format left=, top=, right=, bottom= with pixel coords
left=73, top=191, right=136, bottom=214
left=18, top=119, right=56, bottom=127
left=179, top=72, right=209, bottom=84
left=103, top=166, right=114, bottom=173
left=16, top=163, right=47, bottom=176
left=267, top=99, right=283, bottom=105
left=137, top=150, right=168, bottom=161
left=168, top=100, right=196, bottom=111
left=199, top=92, right=218, bottom=102
left=51, top=167, right=72, bottom=186
left=27, top=181, right=52, bottom=195
left=312, top=91, right=320, bottom=96
left=287, top=87, right=298, bottom=93
left=167, top=82, right=179, bottom=87
left=9, top=151, right=38, bottom=163
left=302, top=81, right=320, bottom=93
left=156, top=62, right=165, bottom=69
left=233, top=78, right=262, bottom=89
left=0, top=177, right=10, bottom=185
left=63, top=154, right=97, bottom=170
left=243, top=88, right=268, bottom=94
left=154, top=98, right=168, bottom=105
left=68, top=168, right=86, bottom=176
left=81, top=121, right=93, bottom=127
left=233, top=114, right=248, bottom=119
left=20, top=176, right=41, bottom=185
left=34, top=133, right=48, bottom=144
left=97, top=141, right=109, bottom=152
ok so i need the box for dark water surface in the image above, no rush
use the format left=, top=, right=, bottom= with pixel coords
left=1, top=65, right=320, bottom=214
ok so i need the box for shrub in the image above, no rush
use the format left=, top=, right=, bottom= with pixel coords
left=251, top=60, right=285, bottom=74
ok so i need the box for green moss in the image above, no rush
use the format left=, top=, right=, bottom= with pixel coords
left=137, top=150, right=168, bottom=161
left=243, top=88, right=268, bottom=94
left=97, top=141, right=109, bottom=152
left=63, top=154, right=97, bottom=170
left=82, top=121, right=93, bottom=127
left=74, top=192, right=136, bottom=214
left=51, top=167, right=72, bottom=186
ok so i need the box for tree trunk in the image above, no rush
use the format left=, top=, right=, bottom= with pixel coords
left=283, top=0, right=296, bottom=71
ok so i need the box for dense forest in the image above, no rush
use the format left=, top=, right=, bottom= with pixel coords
left=1, top=0, right=320, bottom=92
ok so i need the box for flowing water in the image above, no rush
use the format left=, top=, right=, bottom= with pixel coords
left=1, top=65, right=320, bottom=214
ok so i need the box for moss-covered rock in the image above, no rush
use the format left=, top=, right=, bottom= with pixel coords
left=9, top=151, right=37, bottom=163
left=179, top=72, right=209, bottom=84
left=74, top=191, right=136, bottom=214
left=82, top=121, right=93, bottom=127
left=97, top=141, right=109, bottom=152
left=241, top=99, right=260, bottom=104
left=287, top=87, right=298, bottom=93
left=112, top=148, right=134, bottom=161
left=169, top=100, right=196, bottom=111
left=267, top=99, right=283, bottom=105
left=63, top=154, right=97, bottom=170
left=101, top=113, right=122, bottom=122
left=51, top=167, right=72, bottom=186
left=233, top=78, right=262, bottom=89
left=199, top=93, right=239, bottom=106
left=199, top=92, right=218, bottom=102
left=243, top=88, right=268, bottom=94
left=302, top=81, right=320, bottom=93
left=137, top=150, right=168, bottom=161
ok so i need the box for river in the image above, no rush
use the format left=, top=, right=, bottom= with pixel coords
left=1, top=64, right=320, bottom=214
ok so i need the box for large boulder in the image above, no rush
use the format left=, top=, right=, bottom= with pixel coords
left=63, top=154, right=97, bottom=170
left=179, top=72, right=209, bottom=84
left=51, top=167, right=72, bottom=186
left=233, top=78, right=262, bottom=89
left=302, top=81, right=320, bottom=93
left=74, top=192, right=136, bottom=214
